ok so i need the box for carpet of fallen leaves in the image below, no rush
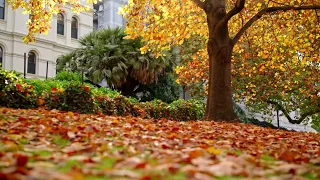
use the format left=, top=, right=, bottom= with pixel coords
left=0, top=107, right=320, bottom=180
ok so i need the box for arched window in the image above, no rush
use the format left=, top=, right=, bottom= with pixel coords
left=27, top=51, right=36, bottom=74
left=57, top=13, right=64, bottom=35
left=0, top=47, right=3, bottom=67
left=71, top=17, right=78, bottom=39
left=0, top=0, right=5, bottom=20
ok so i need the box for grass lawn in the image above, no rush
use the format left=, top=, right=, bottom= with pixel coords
left=0, top=107, right=319, bottom=179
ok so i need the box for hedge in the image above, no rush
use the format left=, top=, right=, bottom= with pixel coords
left=1, top=68, right=204, bottom=121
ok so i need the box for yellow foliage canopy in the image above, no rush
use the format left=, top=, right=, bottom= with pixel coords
left=120, top=0, right=320, bottom=94
left=120, top=0, right=320, bottom=117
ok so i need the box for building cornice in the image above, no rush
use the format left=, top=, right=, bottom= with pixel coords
left=6, top=52, right=55, bottom=63
left=112, top=0, right=128, bottom=4
left=0, top=29, right=79, bottom=51
left=79, top=22, right=93, bottom=29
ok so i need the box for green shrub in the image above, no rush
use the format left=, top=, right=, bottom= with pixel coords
left=91, top=87, right=121, bottom=98
left=311, top=115, right=320, bottom=132
left=24, top=79, right=48, bottom=96
left=139, top=74, right=181, bottom=103
left=0, top=68, right=20, bottom=90
left=44, top=88, right=66, bottom=110
left=95, top=96, right=118, bottom=115
left=55, top=71, right=82, bottom=82
left=0, top=68, right=38, bottom=109
left=95, top=96, right=205, bottom=121
left=139, top=100, right=169, bottom=119
left=26, top=78, right=120, bottom=99
left=0, top=69, right=206, bottom=121
left=169, top=99, right=205, bottom=121
left=113, top=95, right=134, bottom=116
left=95, top=95, right=140, bottom=116
left=65, top=84, right=94, bottom=113
left=45, top=84, right=94, bottom=114
left=25, top=79, right=78, bottom=96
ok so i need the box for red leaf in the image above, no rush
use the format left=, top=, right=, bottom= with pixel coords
left=16, top=154, right=29, bottom=167
left=18, top=117, right=27, bottom=121
left=278, top=150, right=297, bottom=163
left=51, top=87, right=57, bottom=93
left=135, top=162, right=147, bottom=169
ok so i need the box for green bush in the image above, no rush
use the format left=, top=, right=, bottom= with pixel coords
left=311, top=115, right=320, bottom=132
left=95, top=95, right=204, bottom=121
left=0, top=68, right=38, bottom=109
left=0, top=68, right=205, bottom=121
left=65, top=84, right=94, bottom=113
left=112, top=95, right=134, bottom=116
left=169, top=99, right=205, bottom=121
left=95, top=96, right=118, bottom=115
left=55, top=71, right=82, bottom=82
left=139, top=74, right=181, bottom=103
left=45, top=84, right=94, bottom=114
left=25, top=79, right=77, bottom=96
left=44, top=88, right=66, bottom=110
left=139, top=100, right=169, bottom=119
left=26, top=78, right=121, bottom=98
left=95, top=95, right=140, bottom=116
left=91, top=87, right=121, bottom=98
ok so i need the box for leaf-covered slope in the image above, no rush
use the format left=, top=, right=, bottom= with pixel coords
left=0, top=107, right=319, bottom=179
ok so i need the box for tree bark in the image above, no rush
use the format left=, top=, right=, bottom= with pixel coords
left=203, top=0, right=239, bottom=122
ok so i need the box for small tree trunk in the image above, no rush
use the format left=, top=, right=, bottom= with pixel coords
left=203, top=0, right=239, bottom=122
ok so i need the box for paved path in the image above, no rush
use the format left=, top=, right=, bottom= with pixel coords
left=237, top=104, right=317, bottom=132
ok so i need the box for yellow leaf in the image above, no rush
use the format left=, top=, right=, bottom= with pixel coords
left=206, top=147, right=222, bottom=155
left=68, top=112, right=74, bottom=117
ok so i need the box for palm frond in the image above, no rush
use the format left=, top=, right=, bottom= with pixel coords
left=57, top=27, right=177, bottom=87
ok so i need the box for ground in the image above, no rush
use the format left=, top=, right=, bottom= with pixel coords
left=0, top=107, right=319, bottom=180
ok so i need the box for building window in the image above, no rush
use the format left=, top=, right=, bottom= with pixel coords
left=27, top=52, right=36, bottom=74
left=57, top=13, right=64, bottom=35
left=0, top=0, right=5, bottom=20
left=0, top=47, right=3, bottom=67
left=71, top=17, right=78, bottom=39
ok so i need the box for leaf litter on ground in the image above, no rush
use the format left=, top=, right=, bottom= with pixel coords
left=0, top=107, right=319, bottom=179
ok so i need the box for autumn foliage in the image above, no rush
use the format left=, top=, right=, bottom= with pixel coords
left=120, top=0, right=320, bottom=121
left=8, top=0, right=320, bottom=122
left=0, top=107, right=320, bottom=179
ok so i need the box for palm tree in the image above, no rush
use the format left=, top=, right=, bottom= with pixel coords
left=56, top=51, right=78, bottom=72
left=57, top=27, right=175, bottom=90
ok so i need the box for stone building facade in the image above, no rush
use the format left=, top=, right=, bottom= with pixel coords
left=0, top=1, right=93, bottom=79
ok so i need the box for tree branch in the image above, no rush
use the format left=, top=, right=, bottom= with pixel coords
left=224, top=0, right=245, bottom=22
left=191, top=0, right=205, bottom=10
left=233, top=5, right=320, bottom=45
left=266, top=100, right=320, bottom=124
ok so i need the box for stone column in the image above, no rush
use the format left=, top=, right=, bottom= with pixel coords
left=102, top=0, right=114, bottom=28
left=101, top=0, right=127, bottom=29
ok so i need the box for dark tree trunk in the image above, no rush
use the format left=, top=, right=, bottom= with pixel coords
left=203, top=0, right=239, bottom=122
left=118, top=77, right=140, bottom=97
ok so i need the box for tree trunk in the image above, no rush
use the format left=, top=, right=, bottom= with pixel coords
left=203, top=0, right=239, bottom=122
